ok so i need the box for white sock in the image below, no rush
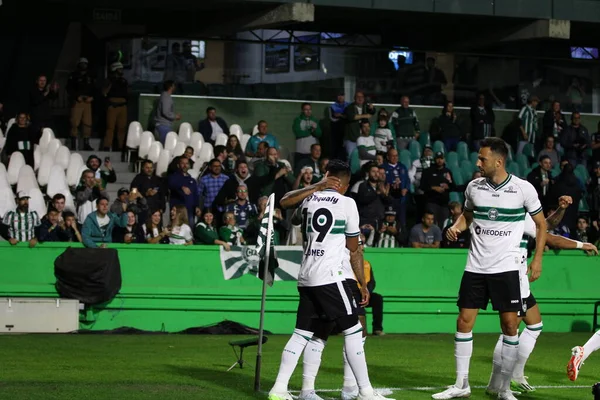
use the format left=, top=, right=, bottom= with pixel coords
left=454, top=331, right=473, bottom=389
left=343, top=324, right=373, bottom=396
left=342, top=337, right=365, bottom=391
left=583, top=331, right=600, bottom=362
left=488, top=334, right=503, bottom=390
left=301, top=338, right=326, bottom=393
left=271, top=329, right=313, bottom=393
left=513, top=322, right=543, bottom=379
left=499, top=334, right=519, bottom=391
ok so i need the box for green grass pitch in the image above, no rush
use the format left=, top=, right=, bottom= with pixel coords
left=0, top=333, right=598, bottom=399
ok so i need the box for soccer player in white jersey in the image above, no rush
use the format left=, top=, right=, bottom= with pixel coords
left=268, top=160, right=393, bottom=400
left=486, top=196, right=598, bottom=394
left=433, top=137, right=547, bottom=400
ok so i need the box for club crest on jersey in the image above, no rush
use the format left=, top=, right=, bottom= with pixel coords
left=487, top=208, right=499, bottom=220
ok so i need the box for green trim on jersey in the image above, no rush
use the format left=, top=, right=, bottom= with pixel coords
left=486, top=174, right=512, bottom=191
left=473, top=205, right=526, bottom=222
left=474, top=213, right=525, bottom=222
left=529, top=206, right=543, bottom=216
left=474, top=206, right=526, bottom=215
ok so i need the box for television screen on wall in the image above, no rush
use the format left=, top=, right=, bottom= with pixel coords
left=571, top=47, right=598, bottom=60
left=388, top=49, right=413, bottom=70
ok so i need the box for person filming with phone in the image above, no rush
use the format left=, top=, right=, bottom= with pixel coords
left=85, top=154, right=117, bottom=189
left=130, top=160, right=167, bottom=223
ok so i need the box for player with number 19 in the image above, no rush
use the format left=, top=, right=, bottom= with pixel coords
left=268, top=160, right=393, bottom=400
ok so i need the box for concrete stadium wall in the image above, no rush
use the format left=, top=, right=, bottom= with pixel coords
left=1, top=242, right=598, bottom=334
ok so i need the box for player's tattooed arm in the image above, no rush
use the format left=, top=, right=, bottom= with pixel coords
left=349, top=245, right=366, bottom=288
left=546, top=195, right=572, bottom=231
left=280, top=173, right=342, bottom=209
left=291, top=208, right=302, bottom=225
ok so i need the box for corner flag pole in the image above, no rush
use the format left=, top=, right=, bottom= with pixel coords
left=254, top=193, right=275, bottom=392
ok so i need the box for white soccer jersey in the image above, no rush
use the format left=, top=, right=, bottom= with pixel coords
left=464, top=175, right=542, bottom=274
left=356, top=136, right=376, bottom=166
left=518, top=214, right=537, bottom=298
left=298, top=189, right=360, bottom=287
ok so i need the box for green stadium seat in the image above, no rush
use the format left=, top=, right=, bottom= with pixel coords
left=523, top=167, right=532, bottom=178
left=400, top=150, right=411, bottom=168
left=418, top=132, right=431, bottom=148
left=574, top=169, right=588, bottom=189
left=456, top=141, right=469, bottom=162
left=461, top=161, right=474, bottom=182
left=433, top=140, right=445, bottom=154
left=507, top=161, right=521, bottom=177
left=409, top=140, right=422, bottom=161
left=446, top=152, right=459, bottom=168
left=469, top=152, right=479, bottom=166
left=516, top=153, right=530, bottom=172
left=449, top=191, right=464, bottom=205
left=450, top=166, right=464, bottom=186
left=579, top=198, right=590, bottom=213
left=349, top=149, right=360, bottom=174
left=575, top=164, right=590, bottom=182
left=522, top=143, right=535, bottom=159
left=552, top=165, right=561, bottom=177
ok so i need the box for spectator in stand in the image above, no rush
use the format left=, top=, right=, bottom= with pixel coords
left=390, top=95, right=420, bottom=150
left=409, top=145, right=433, bottom=219
left=219, top=212, right=245, bottom=246
left=549, top=162, right=583, bottom=233
left=344, top=91, right=375, bottom=158
left=561, top=111, right=590, bottom=167
left=50, top=194, right=66, bottom=222
left=375, top=153, right=385, bottom=166
left=329, top=92, right=348, bottom=159
left=441, top=203, right=471, bottom=249
left=113, top=210, right=144, bottom=244
left=293, top=166, right=315, bottom=190
left=86, top=155, right=117, bottom=188
left=469, top=93, right=495, bottom=151
left=29, top=74, right=59, bottom=142
left=154, top=80, right=181, bottom=144
left=591, top=121, right=600, bottom=165
left=3, top=112, right=35, bottom=166
left=102, top=62, right=129, bottom=151
left=355, top=163, right=391, bottom=245
left=198, top=158, right=229, bottom=211
left=194, top=210, right=231, bottom=249
left=356, top=121, right=377, bottom=166
left=538, top=136, right=560, bottom=167
left=168, top=205, right=193, bottom=245
left=110, top=187, right=147, bottom=218
left=420, top=151, right=455, bottom=227
left=213, top=160, right=276, bottom=209
left=131, top=160, right=167, bottom=218
left=140, top=209, right=169, bottom=244
left=2, top=191, right=40, bottom=246
left=382, top=148, right=409, bottom=227
left=244, top=199, right=289, bottom=245
left=182, top=41, right=204, bottom=82
left=163, top=42, right=186, bottom=85
left=527, top=155, right=554, bottom=211
left=376, top=206, right=403, bottom=248
left=225, top=135, right=245, bottom=172
left=168, top=146, right=195, bottom=176
left=409, top=211, right=442, bottom=248
left=254, top=147, right=295, bottom=205
left=168, top=156, right=200, bottom=224
left=37, top=208, right=61, bottom=242
left=373, top=114, right=395, bottom=153
left=543, top=100, right=567, bottom=148
left=517, top=95, right=540, bottom=154
left=573, top=216, right=596, bottom=244
left=438, top=101, right=462, bottom=152
left=212, top=145, right=232, bottom=175
left=292, top=102, right=322, bottom=166
left=225, top=184, right=257, bottom=230
left=295, top=143, right=322, bottom=179
left=81, top=196, right=128, bottom=248
left=248, top=141, right=269, bottom=172
left=245, top=120, right=278, bottom=158
left=57, top=211, right=82, bottom=243
left=76, top=169, right=109, bottom=224
left=66, top=57, right=95, bottom=151
left=198, top=107, right=229, bottom=144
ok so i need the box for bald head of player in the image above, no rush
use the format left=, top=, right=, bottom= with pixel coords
left=477, top=137, right=509, bottom=182
left=325, top=159, right=351, bottom=194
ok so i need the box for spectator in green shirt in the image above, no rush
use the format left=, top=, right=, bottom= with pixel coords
left=194, top=210, right=230, bottom=250
left=344, top=91, right=375, bottom=159
left=292, top=102, right=322, bottom=167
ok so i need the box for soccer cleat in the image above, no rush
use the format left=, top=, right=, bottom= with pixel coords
left=357, top=392, right=395, bottom=400
left=431, top=385, right=471, bottom=399
left=567, top=346, right=585, bottom=381
left=510, top=376, right=535, bottom=393
left=299, top=390, right=324, bottom=400
left=268, top=391, right=294, bottom=400
left=341, top=386, right=359, bottom=400
left=497, top=390, right=518, bottom=400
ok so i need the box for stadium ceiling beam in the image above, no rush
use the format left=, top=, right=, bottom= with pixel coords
left=212, top=30, right=381, bottom=49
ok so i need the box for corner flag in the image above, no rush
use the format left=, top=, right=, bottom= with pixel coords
left=256, top=193, right=279, bottom=287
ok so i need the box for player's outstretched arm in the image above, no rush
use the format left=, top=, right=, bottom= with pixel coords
left=445, top=209, right=473, bottom=241
left=545, top=195, right=572, bottom=230
left=546, top=233, right=599, bottom=255
left=279, top=173, right=341, bottom=209
left=528, top=211, right=548, bottom=282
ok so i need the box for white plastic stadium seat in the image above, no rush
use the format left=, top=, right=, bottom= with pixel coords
left=55, top=146, right=71, bottom=170
left=6, top=118, right=16, bottom=136
left=197, top=142, right=214, bottom=165
left=126, top=121, right=143, bottom=148
left=189, top=132, right=204, bottom=157
left=172, top=141, right=186, bottom=157
left=16, top=165, right=39, bottom=194
left=28, top=188, right=47, bottom=217
left=240, top=134, right=251, bottom=153
left=0, top=163, right=9, bottom=190
left=252, top=124, right=259, bottom=135
left=215, top=133, right=228, bottom=147
left=147, top=141, right=162, bottom=164
left=33, top=145, right=41, bottom=171
left=155, top=149, right=171, bottom=177
left=7, top=151, right=25, bottom=185
left=46, top=165, right=69, bottom=198
left=45, top=138, right=61, bottom=158
left=229, top=124, right=243, bottom=140
left=0, top=189, right=16, bottom=219
left=63, top=190, right=76, bottom=212
left=0, top=127, right=5, bottom=152
left=37, top=153, right=55, bottom=186
left=138, top=131, right=154, bottom=159
left=178, top=122, right=192, bottom=144
left=66, top=153, right=84, bottom=187
left=38, top=128, right=55, bottom=153
left=164, top=132, right=178, bottom=153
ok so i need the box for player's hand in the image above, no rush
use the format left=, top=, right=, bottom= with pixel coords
left=445, top=226, right=461, bottom=242
left=359, top=286, right=370, bottom=306
left=317, top=172, right=341, bottom=192
left=558, top=195, right=573, bottom=209
left=583, top=242, right=599, bottom=255
left=527, top=259, right=542, bottom=282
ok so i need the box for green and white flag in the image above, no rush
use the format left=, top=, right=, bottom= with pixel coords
left=220, top=245, right=302, bottom=282
left=256, top=193, right=278, bottom=286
